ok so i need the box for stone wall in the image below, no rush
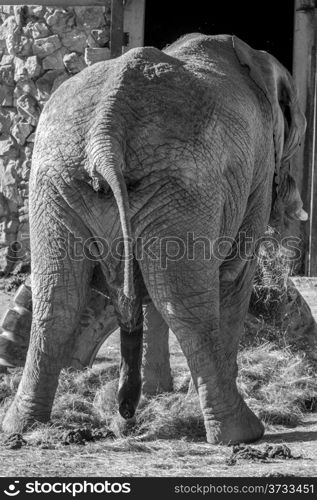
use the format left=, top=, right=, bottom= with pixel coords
left=0, top=4, right=111, bottom=273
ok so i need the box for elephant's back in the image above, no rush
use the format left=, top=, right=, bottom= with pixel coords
left=31, top=41, right=269, bottom=199
left=119, top=45, right=264, bottom=184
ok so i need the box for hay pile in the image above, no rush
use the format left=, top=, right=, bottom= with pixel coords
left=0, top=338, right=316, bottom=443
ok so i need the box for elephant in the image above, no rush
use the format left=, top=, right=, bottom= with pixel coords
left=2, top=33, right=306, bottom=445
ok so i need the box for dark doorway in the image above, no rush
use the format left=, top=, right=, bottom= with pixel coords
left=144, top=0, right=294, bottom=71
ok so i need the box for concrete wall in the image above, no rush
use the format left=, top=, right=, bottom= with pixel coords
left=0, top=4, right=111, bottom=273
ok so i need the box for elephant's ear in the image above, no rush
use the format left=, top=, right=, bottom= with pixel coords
left=232, top=36, right=306, bottom=171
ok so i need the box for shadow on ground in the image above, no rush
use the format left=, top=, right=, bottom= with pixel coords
left=263, top=429, right=317, bottom=444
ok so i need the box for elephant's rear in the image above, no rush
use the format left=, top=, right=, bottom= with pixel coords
left=3, top=33, right=306, bottom=446
left=116, top=39, right=271, bottom=242
left=29, top=38, right=272, bottom=305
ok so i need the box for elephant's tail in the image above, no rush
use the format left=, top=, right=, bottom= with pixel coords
left=89, top=138, right=135, bottom=321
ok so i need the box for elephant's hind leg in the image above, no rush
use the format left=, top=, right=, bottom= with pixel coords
left=2, top=206, right=95, bottom=433
left=217, top=259, right=264, bottom=444
left=141, top=256, right=262, bottom=445
left=142, top=300, right=173, bottom=395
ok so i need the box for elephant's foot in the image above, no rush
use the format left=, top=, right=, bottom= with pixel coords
left=205, top=400, right=264, bottom=445
left=2, top=398, right=50, bottom=434
left=118, top=377, right=142, bottom=420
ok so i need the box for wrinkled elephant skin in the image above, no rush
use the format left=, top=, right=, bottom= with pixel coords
left=2, top=34, right=306, bottom=445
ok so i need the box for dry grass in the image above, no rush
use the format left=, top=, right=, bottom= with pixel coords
left=0, top=326, right=317, bottom=476
left=238, top=343, right=317, bottom=427
left=0, top=337, right=316, bottom=447
left=251, top=228, right=293, bottom=322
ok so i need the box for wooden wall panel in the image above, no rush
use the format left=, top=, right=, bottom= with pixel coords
left=292, top=0, right=317, bottom=275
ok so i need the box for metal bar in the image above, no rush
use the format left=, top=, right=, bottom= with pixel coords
left=110, top=0, right=124, bottom=58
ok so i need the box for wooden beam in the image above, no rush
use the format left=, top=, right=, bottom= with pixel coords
left=110, top=0, right=124, bottom=58
left=311, top=41, right=317, bottom=275
left=292, top=0, right=317, bottom=275
left=123, top=0, right=145, bottom=51
left=0, top=0, right=108, bottom=5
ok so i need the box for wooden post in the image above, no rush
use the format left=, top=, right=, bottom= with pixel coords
left=123, top=0, right=146, bottom=51
left=292, top=0, right=317, bottom=275
left=110, top=0, right=124, bottom=58
left=312, top=63, right=317, bottom=275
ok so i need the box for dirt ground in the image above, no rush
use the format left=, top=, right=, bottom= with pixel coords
left=0, top=288, right=316, bottom=477
left=1, top=419, right=317, bottom=477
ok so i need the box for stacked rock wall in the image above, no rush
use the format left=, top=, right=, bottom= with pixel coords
left=0, top=4, right=111, bottom=273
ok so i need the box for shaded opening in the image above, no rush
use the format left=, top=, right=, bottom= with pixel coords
left=145, top=0, right=294, bottom=71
